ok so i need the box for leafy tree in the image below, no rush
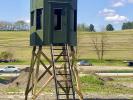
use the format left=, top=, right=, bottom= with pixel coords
left=0, top=20, right=30, bottom=31
left=15, top=20, right=28, bottom=30
left=77, top=23, right=89, bottom=31
left=122, top=22, right=133, bottom=30
left=89, top=24, right=95, bottom=32
left=106, top=24, right=114, bottom=31
left=122, top=23, right=127, bottom=30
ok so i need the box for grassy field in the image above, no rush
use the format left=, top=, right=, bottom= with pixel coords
left=80, top=75, right=133, bottom=98
left=78, top=30, right=133, bottom=60
left=0, top=30, right=132, bottom=65
left=1, top=74, right=133, bottom=99
left=0, top=31, right=31, bottom=64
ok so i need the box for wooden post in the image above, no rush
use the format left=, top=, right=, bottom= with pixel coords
left=25, top=45, right=83, bottom=100
left=71, top=46, right=84, bottom=100
left=25, top=46, right=36, bottom=100
left=32, top=46, right=42, bottom=100
left=25, top=46, right=54, bottom=100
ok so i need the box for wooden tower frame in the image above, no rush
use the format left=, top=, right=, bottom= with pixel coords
left=25, top=45, right=83, bottom=100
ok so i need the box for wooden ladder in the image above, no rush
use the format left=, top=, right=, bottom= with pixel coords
left=51, top=44, right=76, bottom=100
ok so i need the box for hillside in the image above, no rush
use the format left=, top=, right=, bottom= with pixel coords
left=0, top=30, right=132, bottom=64
left=78, top=30, right=133, bottom=60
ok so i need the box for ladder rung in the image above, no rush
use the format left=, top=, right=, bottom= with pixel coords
left=53, top=49, right=66, bottom=50
left=54, top=55, right=67, bottom=56
left=56, top=73, right=70, bottom=75
left=57, top=93, right=74, bottom=95
left=57, top=80, right=71, bottom=82
left=55, top=67, right=69, bottom=70
left=56, top=60, right=68, bottom=62
left=55, top=67, right=64, bottom=69
left=57, top=86, right=73, bottom=88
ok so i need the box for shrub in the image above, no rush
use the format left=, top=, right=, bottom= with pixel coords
left=0, top=51, right=14, bottom=60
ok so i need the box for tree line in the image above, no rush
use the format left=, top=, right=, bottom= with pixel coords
left=0, top=20, right=30, bottom=31
left=78, top=21, right=133, bottom=32
left=122, top=22, right=133, bottom=30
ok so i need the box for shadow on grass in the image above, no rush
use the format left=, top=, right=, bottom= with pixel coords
left=0, top=77, right=17, bottom=84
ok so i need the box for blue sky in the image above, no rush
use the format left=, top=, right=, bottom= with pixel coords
left=0, top=0, right=133, bottom=30
left=0, top=0, right=30, bottom=23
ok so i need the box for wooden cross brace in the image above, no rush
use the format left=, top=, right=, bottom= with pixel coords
left=25, top=46, right=83, bottom=100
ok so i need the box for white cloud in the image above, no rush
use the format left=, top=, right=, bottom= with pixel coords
left=111, top=0, right=126, bottom=7
left=99, top=8, right=116, bottom=17
left=111, top=0, right=133, bottom=7
left=112, top=2, right=124, bottom=7
left=99, top=8, right=128, bottom=23
left=105, top=14, right=128, bottom=23
left=128, top=0, right=133, bottom=3
left=25, top=19, right=30, bottom=24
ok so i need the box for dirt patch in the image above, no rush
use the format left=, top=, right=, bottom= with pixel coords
left=8, top=68, right=54, bottom=89
left=0, top=67, right=133, bottom=99
left=117, top=82, right=133, bottom=88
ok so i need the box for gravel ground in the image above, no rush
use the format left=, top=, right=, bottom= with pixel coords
left=0, top=65, right=133, bottom=100
left=1, top=65, right=133, bottom=72
left=96, top=73, right=133, bottom=77
left=79, top=66, right=133, bottom=73
left=0, top=93, right=132, bottom=100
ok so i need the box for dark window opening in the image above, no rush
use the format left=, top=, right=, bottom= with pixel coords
left=36, top=9, right=43, bottom=30
left=54, top=8, right=62, bottom=30
left=31, top=11, right=34, bottom=26
left=74, top=10, right=77, bottom=32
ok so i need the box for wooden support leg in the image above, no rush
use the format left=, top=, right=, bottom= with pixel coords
left=25, top=46, right=54, bottom=100
left=71, top=46, right=84, bottom=100
left=25, top=45, right=83, bottom=100
left=32, top=46, right=42, bottom=99
left=25, top=46, right=36, bottom=100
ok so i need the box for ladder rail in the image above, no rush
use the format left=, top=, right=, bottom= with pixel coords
left=51, top=44, right=76, bottom=100
left=66, top=44, right=76, bottom=99
left=50, top=44, right=59, bottom=100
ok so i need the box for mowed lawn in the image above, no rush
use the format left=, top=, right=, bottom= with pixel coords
left=78, top=30, right=133, bottom=60
left=0, top=31, right=32, bottom=64
left=0, top=30, right=132, bottom=64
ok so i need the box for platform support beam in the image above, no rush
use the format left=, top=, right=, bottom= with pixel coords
left=25, top=45, right=83, bottom=100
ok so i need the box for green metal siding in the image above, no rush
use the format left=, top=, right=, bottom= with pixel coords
left=30, top=0, right=77, bottom=46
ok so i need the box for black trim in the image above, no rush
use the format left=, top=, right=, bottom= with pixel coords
left=36, top=8, right=43, bottom=30
left=31, top=11, right=34, bottom=26
left=74, top=10, right=77, bottom=32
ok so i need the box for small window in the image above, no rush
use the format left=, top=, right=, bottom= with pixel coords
left=54, top=8, right=62, bottom=30
left=74, top=10, right=77, bottom=32
left=36, top=8, right=43, bottom=30
left=31, top=11, right=34, bottom=26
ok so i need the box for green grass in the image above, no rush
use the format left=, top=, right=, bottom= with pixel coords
left=80, top=75, right=104, bottom=85
left=77, top=30, right=133, bottom=60
left=0, top=60, right=30, bottom=65
left=99, top=70, right=133, bottom=73
left=4, top=87, right=22, bottom=93
left=113, top=77, right=133, bottom=82
left=0, top=74, right=133, bottom=96
left=0, top=30, right=132, bottom=65
left=80, top=75, right=133, bottom=94
left=78, top=59, right=127, bottom=66
left=0, top=76, right=13, bottom=80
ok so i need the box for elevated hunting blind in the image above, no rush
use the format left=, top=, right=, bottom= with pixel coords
left=25, top=0, right=83, bottom=100
left=30, top=0, right=77, bottom=46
